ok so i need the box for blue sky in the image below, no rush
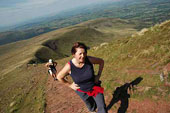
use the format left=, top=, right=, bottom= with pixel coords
left=0, top=0, right=118, bottom=27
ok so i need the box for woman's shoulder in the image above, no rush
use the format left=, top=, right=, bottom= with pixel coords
left=45, top=62, right=50, bottom=66
left=86, top=56, right=94, bottom=64
left=87, top=56, right=93, bottom=59
left=66, top=58, right=73, bottom=67
left=62, top=62, right=71, bottom=72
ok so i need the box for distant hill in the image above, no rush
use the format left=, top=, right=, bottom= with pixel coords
left=0, top=27, right=53, bottom=45
left=0, top=0, right=170, bottom=45
left=32, top=18, right=138, bottom=63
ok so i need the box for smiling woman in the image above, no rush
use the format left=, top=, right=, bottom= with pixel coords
left=57, top=42, right=108, bottom=113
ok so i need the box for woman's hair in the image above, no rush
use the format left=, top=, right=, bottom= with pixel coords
left=71, top=42, right=88, bottom=55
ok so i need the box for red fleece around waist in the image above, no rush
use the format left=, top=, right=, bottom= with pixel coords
left=77, top=86, right=104, bottom=97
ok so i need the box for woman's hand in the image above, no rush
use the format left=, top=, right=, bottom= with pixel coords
left=69, top=82, right=80, bottom=90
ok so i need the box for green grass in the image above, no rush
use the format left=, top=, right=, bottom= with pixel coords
left=0, top=64, right=48, bottom=113
left=88, top=20, right=170, bottom=101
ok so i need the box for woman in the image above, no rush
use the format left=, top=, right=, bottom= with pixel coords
left=57, top=42, right=107, bottom=113
left=45, top=59, right=58, bottom=81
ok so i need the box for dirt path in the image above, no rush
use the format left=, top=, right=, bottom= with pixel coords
left=45, top=78, right=90, bottom=113
left=45, top=66, right=90, bottom=113
left=45, top=66, right=170, bottom=113
left=44, top=66, right=115, bottom=113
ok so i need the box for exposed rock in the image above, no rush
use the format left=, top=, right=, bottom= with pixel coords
left=144, top=86, right=152, bottom=92
left=100, top=42, right=108, bottom=47
left=159, top=20, right=170, bottom=27
left=157, top=88, right=164, bottom=93
left=93, top=46, right=99, bottom=50
left=131, top=34, right=136, bottom=38
left=137, top=28, right=148, bottom=36
left=33, top=63, right=37, bottom=67
left=152, top=95, right=158, bottom=100
left=160, top=72, right=164, bottom=82
left=161, top=67, right=170, bottom=87
left=136, top=86, right=145, bottom=92
left=161, top=92, right=166, bottom=97
left=9, top=101, right=16, bottom=107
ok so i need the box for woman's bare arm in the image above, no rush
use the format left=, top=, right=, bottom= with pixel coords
left=57, top=63, right=80, bottom=90
left=45, top=63, right=49, bottom=67
left=88, top=56, right=104, bottom=83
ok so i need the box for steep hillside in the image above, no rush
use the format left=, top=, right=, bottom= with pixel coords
left=49, top=20, right=170, bottom=113
left=89, top=20, right=170, bottom=103
left=0, top=27, right=52, bottom=45
left=91, top=20, right=170, bottom=69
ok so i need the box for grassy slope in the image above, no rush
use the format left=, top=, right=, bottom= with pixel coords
left=0, top=26, right=74, bottom=113
left=0, top=65, right=48, bottom=113
left=0, top=18, right=138, bottom=113
left=88, top=20, right=170, bottom=101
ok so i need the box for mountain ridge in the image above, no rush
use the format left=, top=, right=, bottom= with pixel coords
left=1, top=0, right=170, bottom=46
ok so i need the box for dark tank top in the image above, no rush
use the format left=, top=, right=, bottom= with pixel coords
left=69, top=57, right=95, bottom=91
left=49, top=64, right=56, bottom=70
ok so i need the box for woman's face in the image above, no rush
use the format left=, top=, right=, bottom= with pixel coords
left=73, top=48, right=87, bottom=63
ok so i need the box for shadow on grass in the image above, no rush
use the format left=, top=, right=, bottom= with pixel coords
left=107, top=77, right=143, bottom=113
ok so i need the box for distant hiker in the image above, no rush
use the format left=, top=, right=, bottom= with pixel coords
left=45, top=59, right=57, bottom=81
left=57, top=42, right=108, bottom=113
